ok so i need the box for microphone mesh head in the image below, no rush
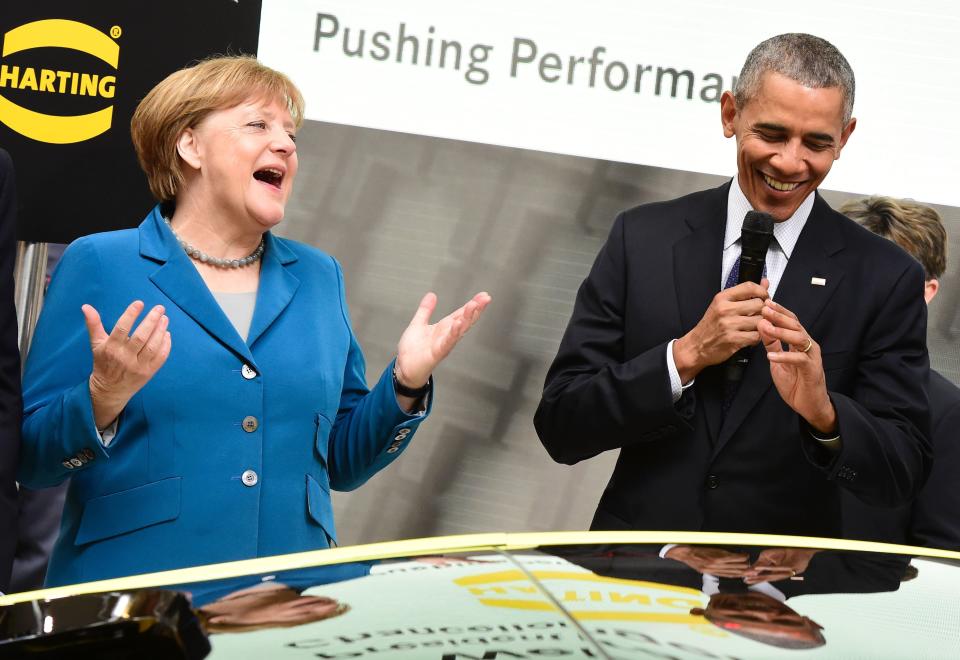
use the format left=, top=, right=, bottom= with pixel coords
left=740, top=211, right=775, bottom=268
left=743, top=211, right=775, bottom=234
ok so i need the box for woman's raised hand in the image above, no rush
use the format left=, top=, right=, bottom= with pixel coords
left=394, top=292, right=491, bottom=389
left=82, top=300, right=172, bottom=429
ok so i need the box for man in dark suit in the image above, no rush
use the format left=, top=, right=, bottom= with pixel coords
left=0, top=149, right=23, bottom=593
left=840, top=196, right=960, bottom=550
left=534, top=34, right=931, bottom=538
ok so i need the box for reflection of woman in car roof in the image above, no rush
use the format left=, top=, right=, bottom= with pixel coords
left=198, top=582, right=348, bottom=634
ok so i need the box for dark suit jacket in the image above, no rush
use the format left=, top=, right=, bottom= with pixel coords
left=0, top=150, right=22, bottom=593
left=534, top=183, right=931, bottom=538
left=843, top=369, right=960, bottom=549
left=911, top=370, right=960, bottom=549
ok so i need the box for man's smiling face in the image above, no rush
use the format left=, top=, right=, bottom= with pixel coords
left=721, top=71, right=856, bottom=221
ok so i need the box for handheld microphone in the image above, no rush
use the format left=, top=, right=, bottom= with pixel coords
left=724, top=210, right=775, bottom=384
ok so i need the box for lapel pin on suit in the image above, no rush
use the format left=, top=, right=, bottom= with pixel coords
left=811, top=277, right=827, bottom=286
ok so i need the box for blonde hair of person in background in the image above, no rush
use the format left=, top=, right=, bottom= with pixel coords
left=840, top=196, right=946, bottom=303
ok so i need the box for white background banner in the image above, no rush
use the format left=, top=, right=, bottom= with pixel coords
left=259, top=0, right=960, bottom=207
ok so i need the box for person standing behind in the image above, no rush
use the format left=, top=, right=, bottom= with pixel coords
left=0, top=149, right=23, bottom=594
left=841, top=196, right=960, bottom=550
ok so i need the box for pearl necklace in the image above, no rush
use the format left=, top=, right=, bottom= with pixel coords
left=164, top=218, right=265, bottom=269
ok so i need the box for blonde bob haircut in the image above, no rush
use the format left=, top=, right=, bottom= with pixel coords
left=131, top=55, right=305, bottom=202
left=840, top=196, right=947, bottom=280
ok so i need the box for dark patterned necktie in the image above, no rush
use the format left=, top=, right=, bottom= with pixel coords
left=721, top=252, right=768, bottom=419
left=725, top=247, right=770, bottom=290
left=723, top=254, right=743, bottom=290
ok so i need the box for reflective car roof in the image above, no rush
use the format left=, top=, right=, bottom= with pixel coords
left=2, top=532, right=959, bottom=659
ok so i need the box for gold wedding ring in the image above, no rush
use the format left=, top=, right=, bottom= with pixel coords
left=800, top=338, right=813, bottom=353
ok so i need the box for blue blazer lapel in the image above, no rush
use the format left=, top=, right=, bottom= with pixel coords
left=247, top=233, right=300, bottom=348
left=139, top=207, right=257, bottom=366
left=714, top=194, right=846, bottom=454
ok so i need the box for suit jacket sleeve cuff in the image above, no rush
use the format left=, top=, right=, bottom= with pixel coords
left=19, top=379, right=110, bottom=488
left=385, top=357, right=433, bottom=420
left=800, top=391, right=926, bottom=506
left=666, top=339, right=696, bottom=404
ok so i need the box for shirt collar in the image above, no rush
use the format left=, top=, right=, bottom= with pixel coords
left=724, top=175, right=815, bottom=258
left=701, top=573, right=787, bottom=601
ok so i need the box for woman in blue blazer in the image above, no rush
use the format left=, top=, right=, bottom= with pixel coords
left=18, top=57, right=489, bottom=587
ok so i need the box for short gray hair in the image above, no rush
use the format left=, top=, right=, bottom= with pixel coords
left=734, top=33, right=855, bottom=124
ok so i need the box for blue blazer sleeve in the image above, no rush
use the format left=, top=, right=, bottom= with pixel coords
left=19, top=238, right=111, bottom=489
left=324, top=257, right=432, bottom=492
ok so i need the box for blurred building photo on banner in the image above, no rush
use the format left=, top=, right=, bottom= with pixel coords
left=252, top=0, right=960, bottom=549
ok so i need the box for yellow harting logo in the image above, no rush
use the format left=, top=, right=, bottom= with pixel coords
left=0, top=19, right=120, bottom=144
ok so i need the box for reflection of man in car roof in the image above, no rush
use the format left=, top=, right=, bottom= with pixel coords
left=691, top=592, right=826, bottom=650
left=547, top=543, right=912, bottom=652
left=546, top=543, right=910, bottom=597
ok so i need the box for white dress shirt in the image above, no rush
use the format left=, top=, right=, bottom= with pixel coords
left=666, top=176, right=815, bottom=401
left=658, top=543, right=788, bottom=601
